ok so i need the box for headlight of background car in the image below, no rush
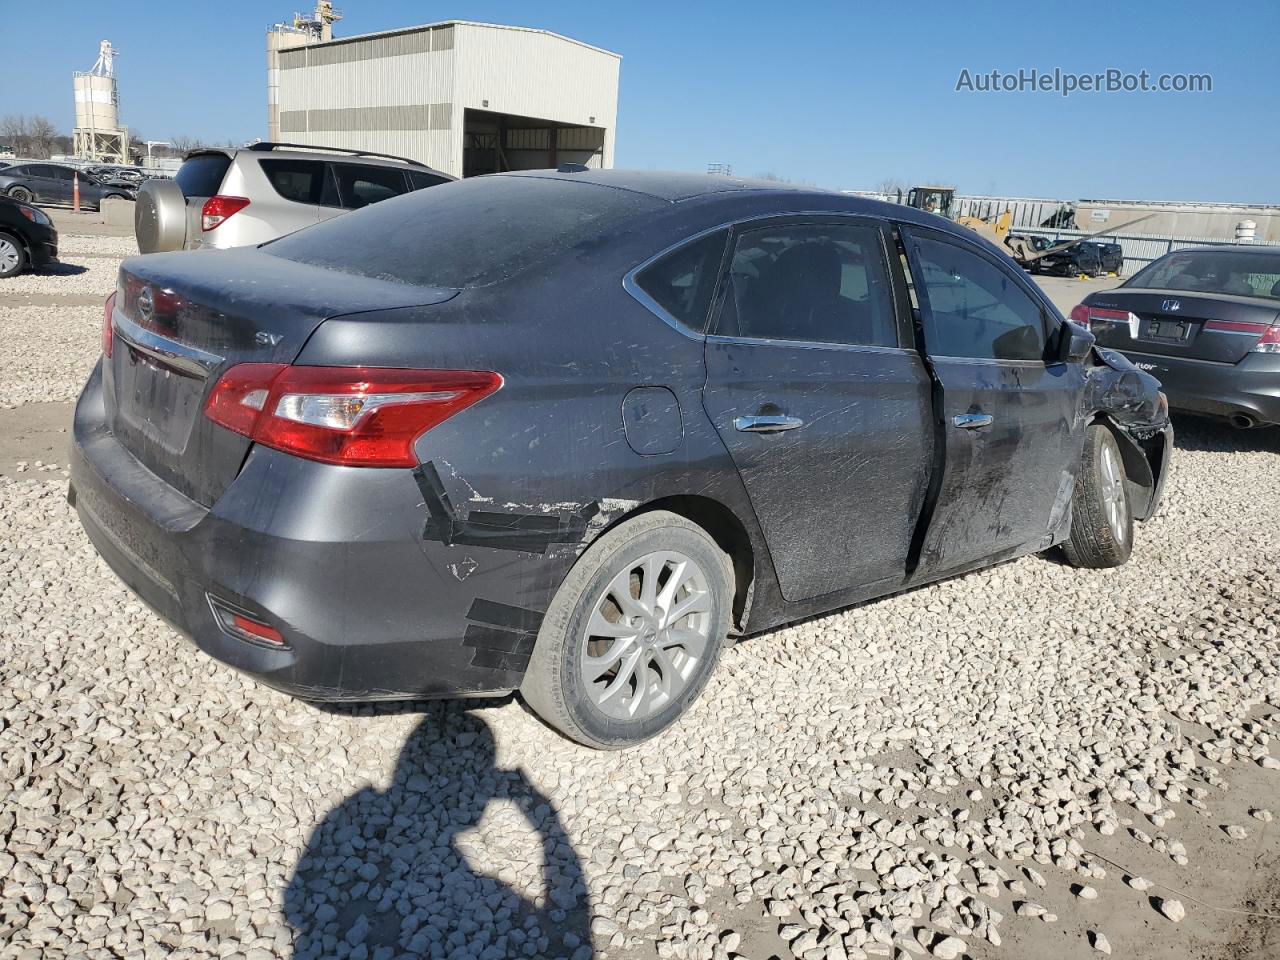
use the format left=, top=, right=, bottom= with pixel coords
left=18, top=205, right=52, bottom=227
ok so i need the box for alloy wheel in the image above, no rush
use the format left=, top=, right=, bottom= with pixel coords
left=579, top=550, right=714, bottom=722
left=1100, top=443, right=1128, bottom=542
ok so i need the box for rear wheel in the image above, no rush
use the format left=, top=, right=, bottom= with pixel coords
left=0, top=233, right=26, bottom=278
left=1062, top=424, right=1133, bottom=568
left=7, top=186, right=33, bottom=203
left=522, top=511, right=731, bottom=748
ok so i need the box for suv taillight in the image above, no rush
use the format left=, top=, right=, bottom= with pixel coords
left=1251, top=322, right=1280, bottom=354
left=204, top=365, right=503, bottom=467
left=102, top=291, right=116, bottom=358
left=201, top=195, right=250, bottom=232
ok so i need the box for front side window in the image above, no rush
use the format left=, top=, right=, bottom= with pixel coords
left=332, top=164, right=409, bottom=209
left=714, top=222, right=898, bottom=347
left=633, top=229, right=728, bottom=333
left=259, top=158, right=327, bottom=204
left=912, top=236, right=1048, bottom=361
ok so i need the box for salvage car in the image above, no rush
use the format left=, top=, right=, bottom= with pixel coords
left=70, top=171, right=1173, bottom=748
left=0, top=194, right=58, bottom=277
left=0, top=162, right=136, bottom=210
left=1034, top=239, right=1102, bottom=278
left=1072, top=246, right=1280, bottom=428
left=135, top=142, right=453, bottom=253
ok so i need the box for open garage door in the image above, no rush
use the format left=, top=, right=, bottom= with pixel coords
left=463, top=108, right=605, bottom=177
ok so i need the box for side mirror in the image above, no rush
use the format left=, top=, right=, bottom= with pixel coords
left=1058, top=321, right=1095, bottom=363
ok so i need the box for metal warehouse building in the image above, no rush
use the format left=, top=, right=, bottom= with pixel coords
left=272, top=20, right=621, bottom=178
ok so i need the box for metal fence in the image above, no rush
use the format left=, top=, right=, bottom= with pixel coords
left=1021, top=228, right=1280, bottom=278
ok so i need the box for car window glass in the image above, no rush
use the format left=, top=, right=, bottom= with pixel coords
left=266, top=175, right=665, bottom=288
left=259, top=158, right=327, bottom=204
left=715, top=222, right=897, bottom=347
left=913, top=236, right=1047, bottom=361
left=1128, top=250, right=1280, bottom=301
left=175, top=153, right=232, bottom=198
left=26, top=165, right=54, bottom=178
left=408, top=171, right=450, bottom=191
left=633, top=229, right=728, bottom=333
left=333, top=164, right=409, bottom=209
left=49, top=167, right=73, bottom=181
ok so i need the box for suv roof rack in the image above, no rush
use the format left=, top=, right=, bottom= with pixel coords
left=246, top=141, right=426, bottom=168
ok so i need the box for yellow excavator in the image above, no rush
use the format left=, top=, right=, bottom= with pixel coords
left=904, top=185, right=1149, bottom=273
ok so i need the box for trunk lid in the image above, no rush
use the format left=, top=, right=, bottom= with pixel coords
left=106, top=249, right=457, bottom=506
left=1084, top=288, right=1280, bottom=364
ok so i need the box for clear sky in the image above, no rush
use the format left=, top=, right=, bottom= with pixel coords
left=2, top=0, right=1275, bottom=203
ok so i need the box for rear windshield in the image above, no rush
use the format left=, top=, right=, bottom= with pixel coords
left=175, top=153, right=232, bottom=198
left=1127, top=250, right=1280, bottom=301
left=263, top=175, right=665, bottom=288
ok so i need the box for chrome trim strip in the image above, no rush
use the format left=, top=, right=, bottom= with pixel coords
left=706, top=334, right=914, bottom=356
left=113, top=309, right=224, bottom=377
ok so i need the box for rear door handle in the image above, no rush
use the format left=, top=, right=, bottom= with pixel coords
left=952, top=413, right=994, bottom=430
left=734, top=415, right=804, bottom=434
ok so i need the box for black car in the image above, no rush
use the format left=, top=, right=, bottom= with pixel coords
left=1073, top=246, right=1280, bottom=428
left=0, top=162, right=136, bottom=210
left=0, top=194, right=58, bottom=277
left=69, top=171, right=1173, bottom=747
left=1091, top=241, right=1124, bottom=275
left=1034, top=239, right=1103, bottom=277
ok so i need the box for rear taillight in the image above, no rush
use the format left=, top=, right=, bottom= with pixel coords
left=1069, top=304, right=1089, bottom=328
left=201, top=195, right=250, bottom=232
left=102, top=291, right=116, bottom=357
left=1251, top=322, right=1280, bottom=354
left=204, top=365, right=503, bottom=467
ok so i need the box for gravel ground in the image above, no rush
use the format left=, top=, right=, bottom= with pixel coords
left=0, top=305, right=101, bottom=408
left=2, top=243, right=1279, bottom=960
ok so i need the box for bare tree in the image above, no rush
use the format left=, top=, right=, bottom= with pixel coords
left=1, top=114, right=30, bottom=155
left=27, top=116, right=58, bottom=158
left=168, top=134, right=206, bottom=154
left=875, top=178, right=908, bottom=197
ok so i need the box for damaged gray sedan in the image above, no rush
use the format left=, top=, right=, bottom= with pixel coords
left=69, top=170, right=1172, bottom=748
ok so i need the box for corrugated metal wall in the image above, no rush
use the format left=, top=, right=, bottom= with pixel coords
left=273, top=22, right=620, bottom=177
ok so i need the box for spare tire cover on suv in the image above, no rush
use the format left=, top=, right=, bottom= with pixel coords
left=135, top=179, right=187, bottom=254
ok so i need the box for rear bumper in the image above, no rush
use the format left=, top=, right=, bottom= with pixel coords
left=69, top=361, right=548, bottom=702
left=1122, top=350, right=1280, bottom=424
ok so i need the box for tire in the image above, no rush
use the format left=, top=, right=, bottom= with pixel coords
left=521, top=510, right=732, bottom=748
left=7, top=186, right=33, bottom=203
left=0, top=232, right=27, bottom=278
left=1062, top=425, right=1134, bottom=569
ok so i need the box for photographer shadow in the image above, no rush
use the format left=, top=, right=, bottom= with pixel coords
left=284, top=706, right=592, bottom=960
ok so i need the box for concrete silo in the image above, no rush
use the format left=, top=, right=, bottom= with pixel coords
left=73, top=40, right=128, bottom=162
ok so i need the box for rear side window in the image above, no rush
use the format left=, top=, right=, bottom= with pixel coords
left=265, top=175, right=665, bottom=288
left=332, top=164, right=408, bottom=208
left=408, top=171, right=450, bottom=191
left=175, top=153, right=231, bottom=198
left=633, top=230, right=728, bottom=332
left=715, top=222, right=898, bottom=347
left=912, top=235, right=1048, bottom=361
left=259, top=158, right=327, bottom=204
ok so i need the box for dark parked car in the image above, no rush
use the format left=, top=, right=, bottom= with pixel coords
left=0, top=194, right=58, bottom=277
left=1072, top=246, right=1280, bottom=428
left=1090, top=241, right=1124, bottom=275
left=70, top=171, right=1173, bottom=747
left=0, top=162, right=136, bottom=210
left=1034, top=239, right=1103, bottom=277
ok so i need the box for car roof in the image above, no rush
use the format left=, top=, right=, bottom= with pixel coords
left=189, top=146, right=442, bottom=175
left=1157, top=245, right=1280, bottom=257
left=499, top=168, right=997, bottom=249
left=504, top=168, right=819, bottom=202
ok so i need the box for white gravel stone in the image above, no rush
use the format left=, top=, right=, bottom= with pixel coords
left=1157, top=898, right=1186, bottom=923
left=1090, top=931, right=1112, bottom=955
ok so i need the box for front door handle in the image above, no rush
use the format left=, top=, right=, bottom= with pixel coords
left=952, top=413, right=994, bottom=430
left=734, top=414, right=804, bottom=434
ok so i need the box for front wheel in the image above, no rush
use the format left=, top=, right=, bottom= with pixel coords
left=7, top=186, right=33, bottom=203
left=522, top=511, right=731, bottom=748
left=1062, top=424, right=1133, bottom=568
left=0, top=232, right=27, bottom=278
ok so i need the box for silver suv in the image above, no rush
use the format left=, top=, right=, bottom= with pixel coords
left=135, top=142, right=452, bottom=254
